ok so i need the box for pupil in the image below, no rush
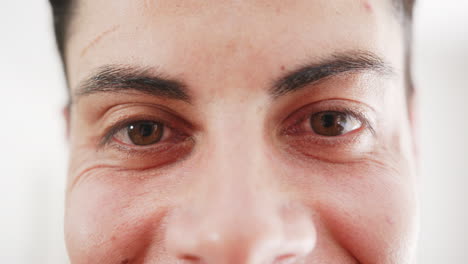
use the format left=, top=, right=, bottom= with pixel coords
left=139, top=123, right=154, bottom=137
left=321, top=114, right=336, bottom=128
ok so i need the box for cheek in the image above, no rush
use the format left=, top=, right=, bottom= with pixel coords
left=292, top=161, right=417, bottom=263
left=65, top=169, right=171, bottom=264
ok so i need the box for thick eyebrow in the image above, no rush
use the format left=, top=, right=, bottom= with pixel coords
left=74, top=65, right=191, bottom=103
left=270, top=51, right=394, bottom=98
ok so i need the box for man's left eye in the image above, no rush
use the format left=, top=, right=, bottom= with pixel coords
left=308, top=111, right=362, bottom=136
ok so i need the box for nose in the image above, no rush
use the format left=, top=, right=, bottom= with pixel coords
left=165, top=197, right=316, bottom=264
left=164, top=162, right=316, bottom=264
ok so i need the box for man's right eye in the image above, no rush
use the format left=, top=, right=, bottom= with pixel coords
left=127, top=121, right=164, bottom=145
left=99, top=116, right=194, bottom=167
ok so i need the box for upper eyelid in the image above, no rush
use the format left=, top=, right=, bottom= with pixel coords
left=97, top=102, right=194, bottom=136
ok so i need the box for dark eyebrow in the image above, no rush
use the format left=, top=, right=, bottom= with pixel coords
left=270, top=51, right=394, bottom=98
left=74, top=65, right=191, bottom=103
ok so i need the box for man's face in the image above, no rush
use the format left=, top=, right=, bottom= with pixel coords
left=64, top=0, right=418, bottom=263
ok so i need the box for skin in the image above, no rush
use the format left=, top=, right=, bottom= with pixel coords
left=64, top=0, right=419, bottom=263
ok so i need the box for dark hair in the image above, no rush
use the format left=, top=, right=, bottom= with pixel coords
left=49, top=0, right=416, bottom=97
left=50, top=0, right=73, bottom=63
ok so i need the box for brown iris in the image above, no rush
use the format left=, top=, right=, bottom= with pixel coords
left=127, top=121, right=164, bottom=146
left=310, top=111, right=353, bottom=136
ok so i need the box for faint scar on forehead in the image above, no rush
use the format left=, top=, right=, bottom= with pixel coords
left=80, top=25, right=121, bottom=57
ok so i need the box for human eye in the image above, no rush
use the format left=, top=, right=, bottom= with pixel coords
left=280, top=99, right=376, bottom=161
left=98, top=110, right=195, bottom=168
left=308, top=110, right=362, bottom=137
left=111, top=120, right=168, bottom=147
left=102, top=116, right=191, bottom=151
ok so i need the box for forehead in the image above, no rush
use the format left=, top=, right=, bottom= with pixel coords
left=66, top=0, right=403, bottom=94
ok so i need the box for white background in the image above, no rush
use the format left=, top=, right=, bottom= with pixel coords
left=0, top=0, right=466, bottom=263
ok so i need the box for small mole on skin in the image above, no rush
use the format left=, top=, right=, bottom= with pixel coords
left=280, top=65, right=285, bottom=71
left=385, top=216, right=395, bottom=225
left=362, top=1, right=373, bottom=13
left=226, top=40, right=238, bottom=53
left=120, top=259, right=130, bottom=264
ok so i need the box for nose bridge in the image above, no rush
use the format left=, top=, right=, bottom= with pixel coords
left=204, top=100, right=269, bottom=190
left=195, top=103, right=276, bottom=237
left=164, top=103, right=316, bottom=263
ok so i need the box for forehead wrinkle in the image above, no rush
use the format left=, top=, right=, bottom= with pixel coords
left=80, top=24, right=120, bottom=58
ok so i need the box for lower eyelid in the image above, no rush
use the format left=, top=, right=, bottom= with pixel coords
left=109, top=138, right=187, bottom=157
left=285, top=126, right=368, bottom=148
left=283, top=116, right=367, bottom=143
